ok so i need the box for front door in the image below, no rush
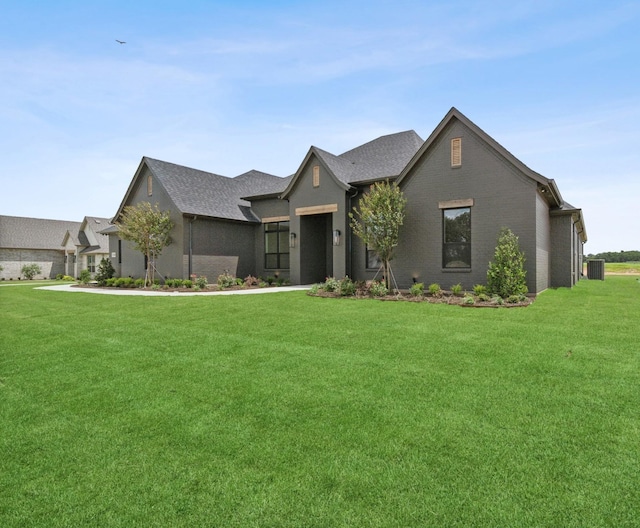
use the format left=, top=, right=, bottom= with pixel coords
left=300, top=213, right=332, bottom=283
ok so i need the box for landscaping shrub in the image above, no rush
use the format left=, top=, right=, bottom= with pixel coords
left=21, top=263, right=41, bottom=280
left=451, top=283, right=463, bottom=296
left=410, top=282, right=424, bottom=297
left=195, top=276, right=208, bottom=289
left=183, top=279, right=193, bottom=288
left=339, top=276, right=357, bottom=296
left=487, top=227, right=528, bottom=298
left=106, top=278, right=117, bottom=287
left=55, top=273, right=64, bottom=280
left=134, top=278, right=145, bottom=288
left=217, top=272, right=236, bottom=289
left=428, top=283, right=442, bottom=297
left=368, top=280, right=389, bottom=297
left=244, top=275, right=259, bottom=287
left=473, top=284, right=488, bottom=296
left=79, top=269, right=91, bottom=284
left=95, top=258, right=115, bottom=286
left=462, top=294, right=475, bottom=305
left=323, top=277, right=340, bottom=293
left=115, top=277, right=134, bottom=288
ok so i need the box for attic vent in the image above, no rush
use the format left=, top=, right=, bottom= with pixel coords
left=313, top=165, right=320, bottom=187
left=147, top=174, right=153, bottom=196
left=451, top=138, right=462, bottom=167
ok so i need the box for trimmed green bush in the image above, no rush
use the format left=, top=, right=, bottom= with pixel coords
left=21, top=263, right=41, bottom=280
left=369, top=280, right=389, bottom=297
left=451, top=283, right=463, bottom=296
left=339, top=276, right=356, bottom=296
left=487, top=228, right=528, bottom=298
left=428, top=283, right=442, bottom=297
left=79, top=269, right=91, bottom=284
left=410, top=282, right=424, bottom=297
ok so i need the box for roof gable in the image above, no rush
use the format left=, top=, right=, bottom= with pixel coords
left=397, top=108, right=563, bottom=206
left=280, top=130, right=424, bottom=199
left=115, top=158, right=287, bottom=223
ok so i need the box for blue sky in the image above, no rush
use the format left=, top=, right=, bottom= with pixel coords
left=1, top=0, right=638, bottom=254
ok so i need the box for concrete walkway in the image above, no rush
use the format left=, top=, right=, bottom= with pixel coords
left=36, top=283, right=311, bottom=297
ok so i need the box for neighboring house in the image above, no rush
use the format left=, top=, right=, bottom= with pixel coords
left=61, top=216, right=111, bottom=278
left=0, top=216, right=81, bottom=279
left=109, top=108, right=587, bottom=293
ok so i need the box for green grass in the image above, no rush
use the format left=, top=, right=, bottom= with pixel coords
left=1, top=278, right=639, bottom=526
left=605, top=261, right=640, bottom=273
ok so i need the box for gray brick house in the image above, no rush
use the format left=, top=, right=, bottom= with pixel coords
left=0, top=215, right=110, bottom=280
left=109, top=108, right=586, bottom=293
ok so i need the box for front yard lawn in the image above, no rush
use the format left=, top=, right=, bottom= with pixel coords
left=1, top=277, right=638, bottom=526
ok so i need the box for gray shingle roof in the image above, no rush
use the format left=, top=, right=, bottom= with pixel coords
left=0, top=215, right=82, bottom=250
left=144, top=158, right=288, bottom=222
left=336, top=130, right=424, bottom=184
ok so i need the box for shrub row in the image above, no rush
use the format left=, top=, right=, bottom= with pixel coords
left=310, top=277, right=529, bottom=305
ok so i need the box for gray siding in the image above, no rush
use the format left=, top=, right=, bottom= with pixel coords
left=535, top=193, right=551, bottom=292
left=287, top=155, right=348, bottom=284
left=251, top=198, right=291, bottom=280
left=389, top=119, right=540, bottom=292
left=183, top=216, right=256, bottom=280
left=0, top=248, right=64, bottom=279
left=117, top=165, right=185, bottom=280
left=550, top=215, right=572, bottom=288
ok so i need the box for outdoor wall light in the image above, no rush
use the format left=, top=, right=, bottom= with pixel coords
left=332, top=229, right=341, bottom=246
left=289, top=232, right=297, bottom=248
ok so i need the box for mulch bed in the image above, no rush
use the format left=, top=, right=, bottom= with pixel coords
left=309, top=290, right=534, bottom=308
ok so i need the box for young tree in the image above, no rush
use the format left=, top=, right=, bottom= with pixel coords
left=349, top=180, right=407, bottom=290
left=115, top=202, right=173, bottom=287
left=487, top=227, right=528, bottom=298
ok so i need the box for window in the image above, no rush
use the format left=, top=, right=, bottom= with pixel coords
left=443, top=207, right=471, bottom=268
left=451, top=138, right=462, bottom=167
left=366, top=245, right=382, bottom=270
left=118, top=239, right=122, bottom=264
left=87, top=255, right=96, bottom=273
left=264, top=221, right=290, bottom=269
left=313, top=165, right=320, bottom=187
left=147, top=174, right=153, bottom=196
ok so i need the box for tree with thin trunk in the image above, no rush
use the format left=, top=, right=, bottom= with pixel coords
left=349, top=180, right=407, bottom=290
left=116, top=202, right=173, bottom=287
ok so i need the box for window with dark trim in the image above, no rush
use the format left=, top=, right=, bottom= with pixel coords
left=366, top=245, right=381, bottom=270
left=87, top=255, right=96, bottom=273
left=264, top=221, right=290, bottom=269
left=443, top=207, right=471, bottom=268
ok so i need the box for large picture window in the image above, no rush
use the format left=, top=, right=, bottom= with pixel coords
left=264, top=221, right=290, bottom=269
left=443, top=207, right=471, bottom=268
